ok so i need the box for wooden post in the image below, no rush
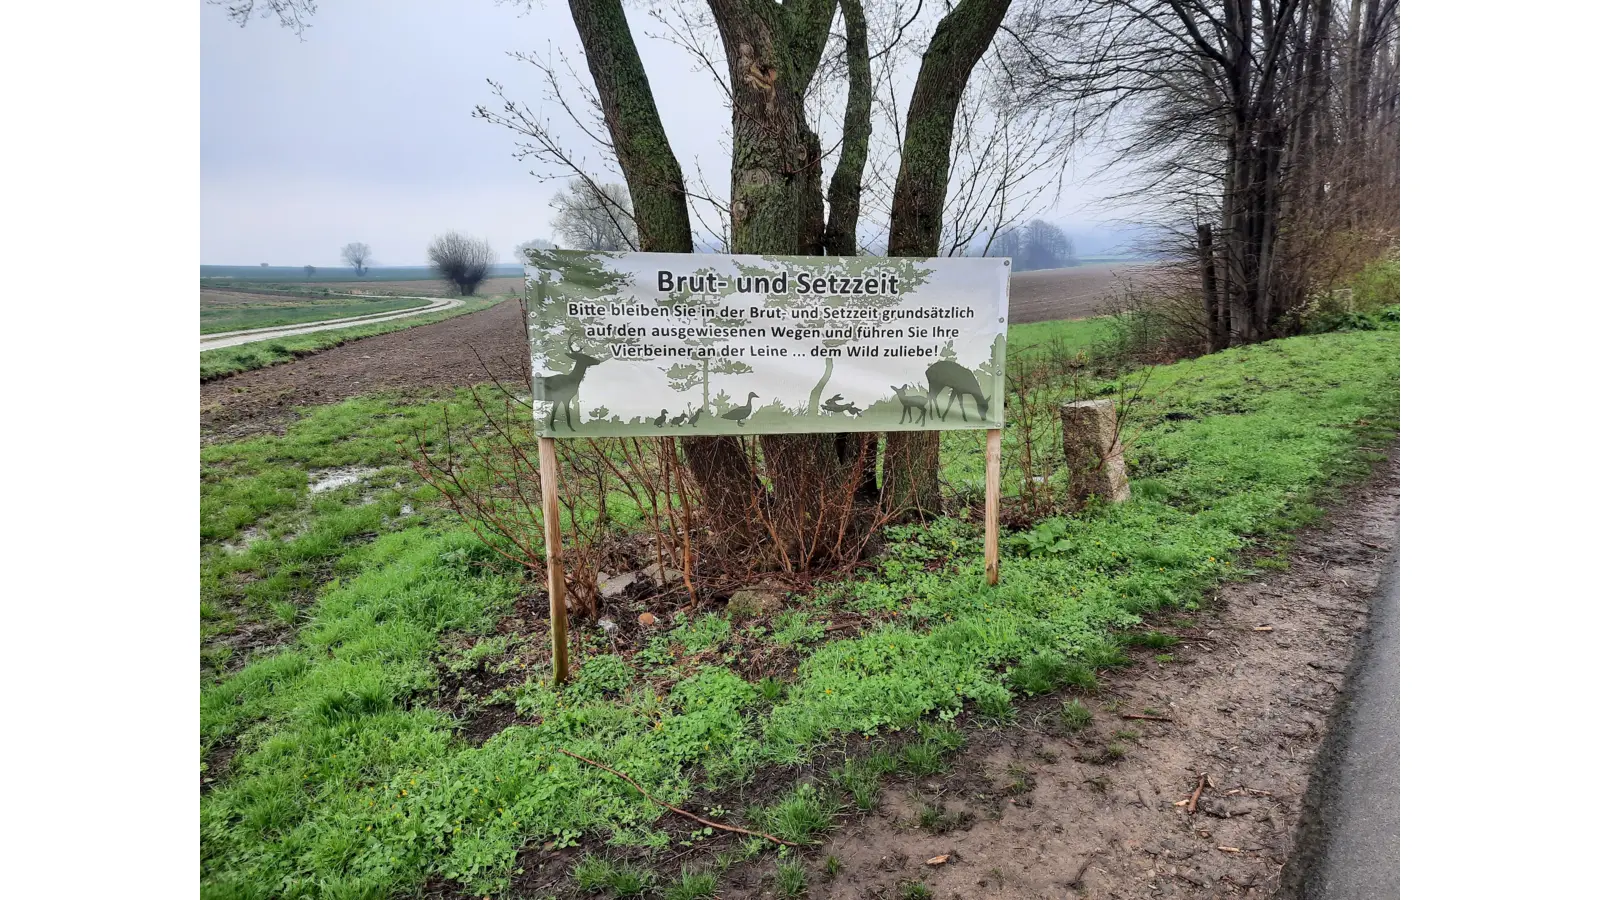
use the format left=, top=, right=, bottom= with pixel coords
left=984, top=428, right=1002, bottom=586
left=537, top=436, right=570, bottom=684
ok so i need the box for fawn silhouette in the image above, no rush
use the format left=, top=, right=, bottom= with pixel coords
left=892, top=384, right=929, bottom=425
left=535, top=344, right=603, bottom=430
left=925, top=360, right=989, bottom=422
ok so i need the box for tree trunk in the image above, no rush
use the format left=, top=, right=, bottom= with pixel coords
left=822, top=0, right=871, bottom=257
left=568, top=0, right=766, bottom=547
left=1198, top=222, right=1220, bottom=352
left=881, top=0, right=1012, bottom=521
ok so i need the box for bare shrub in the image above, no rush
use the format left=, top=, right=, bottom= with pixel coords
left=427, top=231, right=495, bottom=296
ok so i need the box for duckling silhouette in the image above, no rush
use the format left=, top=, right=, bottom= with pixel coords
left=670, top=411, right=688, bottom=427
left=687, top=407, right=703, bottom=425
left=653, top=409, right=669, bottom=428
left=721, top=392, right=759, bottom=426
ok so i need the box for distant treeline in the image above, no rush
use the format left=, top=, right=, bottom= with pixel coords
left=200, top=264, right=527, bottom=283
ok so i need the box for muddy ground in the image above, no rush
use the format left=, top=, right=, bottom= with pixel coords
left=199, top=299, right=528, bottom=442
left=703, top=454, right=1400, bottom=900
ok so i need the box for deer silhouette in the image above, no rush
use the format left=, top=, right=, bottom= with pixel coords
left=821, top=393, right=862, bottom=416
left=722, top=392, right=759, bottom=426
left=925, top=360, right=989, bottom=422
left=892, top=384, right=928, bottom=425
left=535, top=343, right=603, bottom=431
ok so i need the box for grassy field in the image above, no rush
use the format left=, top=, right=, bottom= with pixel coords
left=199, top=295, right=503, bottom=381
left=199, top=317, right=1397, bottom=898
left=201, top=293, right=431, bottom=335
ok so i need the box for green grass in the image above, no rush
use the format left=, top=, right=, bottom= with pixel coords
left=201, top=296, right=431, bottom=334
left=198, top=328, right=1398, bottom=897
left=664, top=869, right=719, bottom=900
left=775, top=860, right=808, bottom=898
left=199, top=295, right=504, bottom=381
left=1007, top=315, right=1117, bottom=354
left=1060, top=699, right=1093, bottom=731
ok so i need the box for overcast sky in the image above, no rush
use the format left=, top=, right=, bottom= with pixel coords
left=201, top=0, right=1118, bottom=267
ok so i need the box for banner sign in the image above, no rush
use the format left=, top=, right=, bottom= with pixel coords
left=525, top=250, right=1010, bottom=438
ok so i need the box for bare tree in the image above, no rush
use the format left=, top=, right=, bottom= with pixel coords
left=1003, top=0, right=1400, bottom=347
left=550, top=181, right=638, bottom=250
left=303, top=264, right=316, bottom=279
left=340, top=242, right=372, bottom=276
left=209, top=0, right=317, bottom=37
left=427, top=231, right=495, bottom=296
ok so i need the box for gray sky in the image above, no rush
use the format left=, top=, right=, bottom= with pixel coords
left=202, top=0, right=1116, bottom=267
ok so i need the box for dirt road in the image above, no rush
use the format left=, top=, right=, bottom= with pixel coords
left=200, top=299, right=528, bottom=442
left=727, top=454, right=1401, bottom=899
left=199, top=296, right=461, bottom=350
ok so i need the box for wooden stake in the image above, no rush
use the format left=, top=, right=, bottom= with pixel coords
left=537, top=436, right=570, bottom=685
left=984, top=428, right=1002, bottom=586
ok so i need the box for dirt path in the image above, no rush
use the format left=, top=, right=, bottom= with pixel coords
left=199, top=296, right=459, bottom=350
left=199, top=299, right=527, bottom=443
left=777, top=455, right=1399, bottom=900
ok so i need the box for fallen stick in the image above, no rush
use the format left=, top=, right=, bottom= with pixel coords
left=557, top=749, right=797, bottom=846
left=1187, top=772, right=1208, bottom=816
left=1121, top=713, right=1173, bottom=722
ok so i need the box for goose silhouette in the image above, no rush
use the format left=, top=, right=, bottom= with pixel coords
left=721, top=392, right=759, bottom=426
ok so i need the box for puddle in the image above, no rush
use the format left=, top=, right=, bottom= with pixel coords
left=221, top=526, right=268, bottom=554
left=308, top=466, right=379, bottom=494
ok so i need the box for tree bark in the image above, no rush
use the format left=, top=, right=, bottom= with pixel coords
left=1197, top=222, right=1220, bottom=352
left=568, top=0, right=765, bottom=546
left=881, top=0, right=1012, bottom=521
left=822, top=0, right=871, bottom=257
left=567, top=0, right=693, bottom=253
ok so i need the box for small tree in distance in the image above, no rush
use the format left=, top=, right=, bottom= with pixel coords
left=515, top=238, right=554, bottom=262
left=551, top=181, right=636, bottom=251
left=304, top=264, right=316, bottom=279
left=427, top=231, right=495, bottom=296
left=340, top=242, right=372, bottom=276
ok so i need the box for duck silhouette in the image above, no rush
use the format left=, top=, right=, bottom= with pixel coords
left=687, top=407, right=703, bottom=425
left=653, top=409, right=669, bottom=428
left=721, top=392, right=759, bottom=426
left=670, top=411, right=688, bottom=427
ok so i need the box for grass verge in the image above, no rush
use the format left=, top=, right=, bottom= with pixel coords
left=199, top=327, right=1397, bottom=898
left=199, top=295, right=505, bottom=381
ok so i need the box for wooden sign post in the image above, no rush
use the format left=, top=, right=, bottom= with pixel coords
left=984, top=428, right=1002, bottom=586
left=537, top=436, right=570, bottom=685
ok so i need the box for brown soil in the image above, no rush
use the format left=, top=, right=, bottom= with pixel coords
left=199, top=299, right=528, bottom=442
left=1008, top=264, right=1156, bottom=324
left=727, top=454, right=1400, bottom=899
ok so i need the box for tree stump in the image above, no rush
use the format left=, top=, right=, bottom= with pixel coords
left=1061, top=399, right=1131, bottom=510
